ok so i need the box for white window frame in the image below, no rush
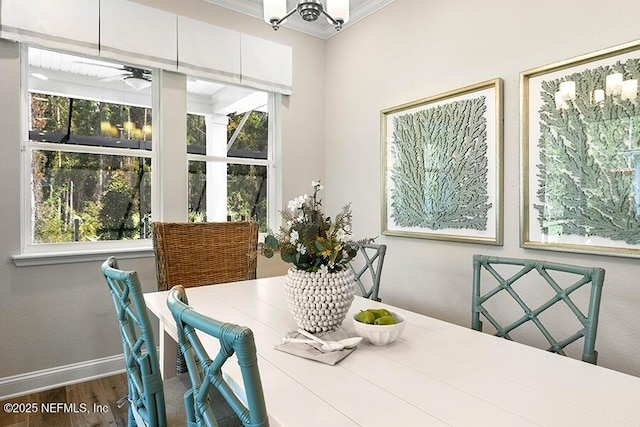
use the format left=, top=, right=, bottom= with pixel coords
left=13, top=46, right=283, bottom=266
left=14, top=45, right=155, bottom=266
left=186, top=92, right=281, bottom=239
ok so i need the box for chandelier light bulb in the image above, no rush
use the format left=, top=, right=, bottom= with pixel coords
left=606, top=73, right=623, bottom=96
left=555, top=91, right=568, bottom=110
left=592, top=89, right=605, bottom=104
left=621, top=79, right=638, bottom=101
left=559, top=80, right=576, bottom=102
left=327, top=0, right=350, bottom=23
left=263, top=0, right=287, bottom=25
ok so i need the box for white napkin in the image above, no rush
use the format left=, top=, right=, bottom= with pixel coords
left=274, top=328, right=356, bottom=366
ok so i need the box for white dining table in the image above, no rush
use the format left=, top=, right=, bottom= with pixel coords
left=144, top=276, right=640, bottom=427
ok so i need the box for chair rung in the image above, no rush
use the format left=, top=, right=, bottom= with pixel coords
left=116, top=395, right=128, bottom=408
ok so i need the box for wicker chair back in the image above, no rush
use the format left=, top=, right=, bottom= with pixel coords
left=152, top=221, right=258, bottom=292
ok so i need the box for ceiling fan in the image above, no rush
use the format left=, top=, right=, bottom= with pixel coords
left=100, top=65, right=152, bottom=90
left=74, top=61, right=152, bottom=90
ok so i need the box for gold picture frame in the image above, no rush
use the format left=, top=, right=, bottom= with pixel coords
left=381, top=78, right=503, bottom=244
left=521, top=39, right=640, bottom=257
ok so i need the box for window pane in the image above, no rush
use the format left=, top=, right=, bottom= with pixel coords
left=27, top=47, right=154, bottom=247
left=185, top=111, right=269, bottom=159
left=188, top=160, right=267, bottom=231
left=188, top=160, right=207, bottom=222
left=187, top=113, right=206, bottom=151
left=31, top=150, right=152, bottom=243
left=227, top=111, right=268, bottom=160
left=30, top=93, right=152, bottom=150
left=228, top=163, right=267, bottom=230
left=186, top=79, right=271, bottom=231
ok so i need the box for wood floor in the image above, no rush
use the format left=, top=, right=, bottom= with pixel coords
left=0, top=373, right=129, bottom=427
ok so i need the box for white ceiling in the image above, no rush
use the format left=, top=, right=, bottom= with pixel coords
left=28, top=48, right=266, bottom=115
left=29, top=48, right=226, bottom=96
left=202, top=0, right=395, bottom=39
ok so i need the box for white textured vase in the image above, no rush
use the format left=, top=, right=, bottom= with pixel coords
left=284, top=267, right=356, bottom=333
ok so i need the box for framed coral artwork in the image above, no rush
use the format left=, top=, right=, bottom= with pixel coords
left=522, top=39, right=640, bottom=257
left=381, top=79, right=503, bottom=244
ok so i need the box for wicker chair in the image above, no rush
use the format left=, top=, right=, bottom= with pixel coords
left=152, top=221, right=259, bottom=292
left=153, top=221, right=258, bottom=375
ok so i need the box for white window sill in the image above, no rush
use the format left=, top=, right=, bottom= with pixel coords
left=12, top=246, right=154, bottom=267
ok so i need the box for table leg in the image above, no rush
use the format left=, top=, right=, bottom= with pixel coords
left=158, top=319, right=177, bottom=380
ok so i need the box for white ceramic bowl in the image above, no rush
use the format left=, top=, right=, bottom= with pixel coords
left=352, top=312, right=406, bottom=345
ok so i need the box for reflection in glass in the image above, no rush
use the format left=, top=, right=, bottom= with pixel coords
left=30, top=93, right=152, bottom=148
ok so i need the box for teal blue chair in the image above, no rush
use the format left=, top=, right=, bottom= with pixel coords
left=472, top=255, right=605, bottom=364
left=349, top=244, right=387, bottom=302
left=101, top=257, right=189, bottom=427
left=167, top=285, right=269, bottom=427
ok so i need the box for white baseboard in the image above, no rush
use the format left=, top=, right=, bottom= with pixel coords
left=0, top=355, right=125, bottom=400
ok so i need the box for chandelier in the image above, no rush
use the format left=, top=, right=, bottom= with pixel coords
left=263, top=0, right=350, bottom=32
left=555, top=73, right=638, bottom=110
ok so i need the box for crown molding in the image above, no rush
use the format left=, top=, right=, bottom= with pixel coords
left=201, top=0, right=395, bottom=40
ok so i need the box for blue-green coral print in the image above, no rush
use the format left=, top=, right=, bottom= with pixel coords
left=535, top=58, right=640, bottom=244
left=390, top=96, right=491, bottom=230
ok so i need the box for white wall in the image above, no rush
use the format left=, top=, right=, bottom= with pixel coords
left=324, top=0, right=640, bottom=376
left=0, top=0, right=318, bottom=389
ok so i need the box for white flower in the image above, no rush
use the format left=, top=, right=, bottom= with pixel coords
left=261, top=180, right=371, bottom=274
left=287, top=195, right=308, bottom=212
left=319, top=264, right=328, bottom=276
